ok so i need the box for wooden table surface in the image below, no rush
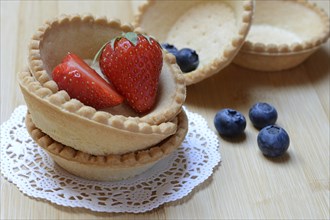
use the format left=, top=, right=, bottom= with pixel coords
left=1, top=1, right=329, bottom=219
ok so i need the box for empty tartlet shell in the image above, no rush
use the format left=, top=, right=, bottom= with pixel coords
left=133, top=0, right=254, bottom=85
left=28, top=14, right=186, bottom=125
left=233, top=0, right=330, bottom=71
left=25, top=109, right=188, bottom=181
left=19, top=69, right=179, bottom=156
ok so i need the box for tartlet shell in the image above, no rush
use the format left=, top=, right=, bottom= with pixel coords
left=233, top=0, right=330, bottom=71
left=19, top=69, right=180, bottom=156
left=134, top=0, right=254, bottom=85
left=25, top=109, right=188, bottom=181
left=28, top=14, right=186, bottom=125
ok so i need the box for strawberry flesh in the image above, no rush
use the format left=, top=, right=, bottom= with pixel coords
left=52, top=53, right=124, bottom=110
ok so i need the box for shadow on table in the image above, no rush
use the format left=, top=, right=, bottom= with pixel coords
left=219, top=133, right=246, bottom=144
left=185, top=46, right=329, bottom=111
left=263, top=151, right=291, bottom=164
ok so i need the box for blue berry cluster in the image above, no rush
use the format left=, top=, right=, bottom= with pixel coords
left=214, top=102, right=290, bottom=158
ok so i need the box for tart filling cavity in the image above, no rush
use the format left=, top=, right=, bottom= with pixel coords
left=134, top=0, right=254, bottom=85
left=234, top=0, right=330, bottom=71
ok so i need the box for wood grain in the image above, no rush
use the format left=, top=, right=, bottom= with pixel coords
left=1, top=1, right=329, bottom=219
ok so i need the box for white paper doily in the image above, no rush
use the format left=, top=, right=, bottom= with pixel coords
left=1, top=105, right=221, bottom=213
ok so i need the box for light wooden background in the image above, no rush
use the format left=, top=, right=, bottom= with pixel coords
left=1, top=1, right=329, bottom=219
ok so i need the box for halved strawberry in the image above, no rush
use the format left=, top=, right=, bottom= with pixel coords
left=98, top=32, right=163, bottom=114
left=52, top=53, right=124, bottom=109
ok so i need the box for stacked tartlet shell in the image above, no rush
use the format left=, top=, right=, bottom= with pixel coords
left=25, top=109, right=188, bottom=182
left=20, top=14, right=187, bottom=181
left=233, top=0, right=330, bottom=71
left=134, top=0, right=254, bottom=85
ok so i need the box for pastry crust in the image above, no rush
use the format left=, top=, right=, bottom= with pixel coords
left=19, top=70, right=179, bottom=156
left=25, top=109, right=188, bottom=181
left=28, top=14, right=186, bottom=125
left=233, top=0, right=330, bottom=71
left=133, top=0, right=254, bottom=85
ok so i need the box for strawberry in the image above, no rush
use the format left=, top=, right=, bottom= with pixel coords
left=98, top=32, right=163, bottom=114
left=52, top=53, right=124, bottom=110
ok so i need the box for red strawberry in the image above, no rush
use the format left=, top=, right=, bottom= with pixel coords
left=98, top=32, right=163, bottom=114
left=52, top=53, right=124, bottom=110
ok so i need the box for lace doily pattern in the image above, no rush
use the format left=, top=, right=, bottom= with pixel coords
left=1, top=106, right=221, bottom=213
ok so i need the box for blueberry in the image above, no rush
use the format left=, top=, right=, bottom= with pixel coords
left=176, top=48, right=199, bottom=73
left=214, top=108, right=246, bottom=137
left=249, top=102, right=278, bottom=129
left=257, top=125, right=290, bottom=157
left=161, top=43, right=178, bottom=55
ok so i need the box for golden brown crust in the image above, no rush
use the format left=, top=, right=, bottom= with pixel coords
left=239, top=0, right=330, bottom=54
left=133, top=0, right=254, bottom=85
left=25, top=109, right=188, bottom=167
left=233, top=0, right=330, bottom=71
left=28, top=14, right=186, bottom=125
left=19, top=70, right=180, bottom=155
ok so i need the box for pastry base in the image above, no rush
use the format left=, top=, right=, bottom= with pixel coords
left=25, top=109, right=188, bottom=181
